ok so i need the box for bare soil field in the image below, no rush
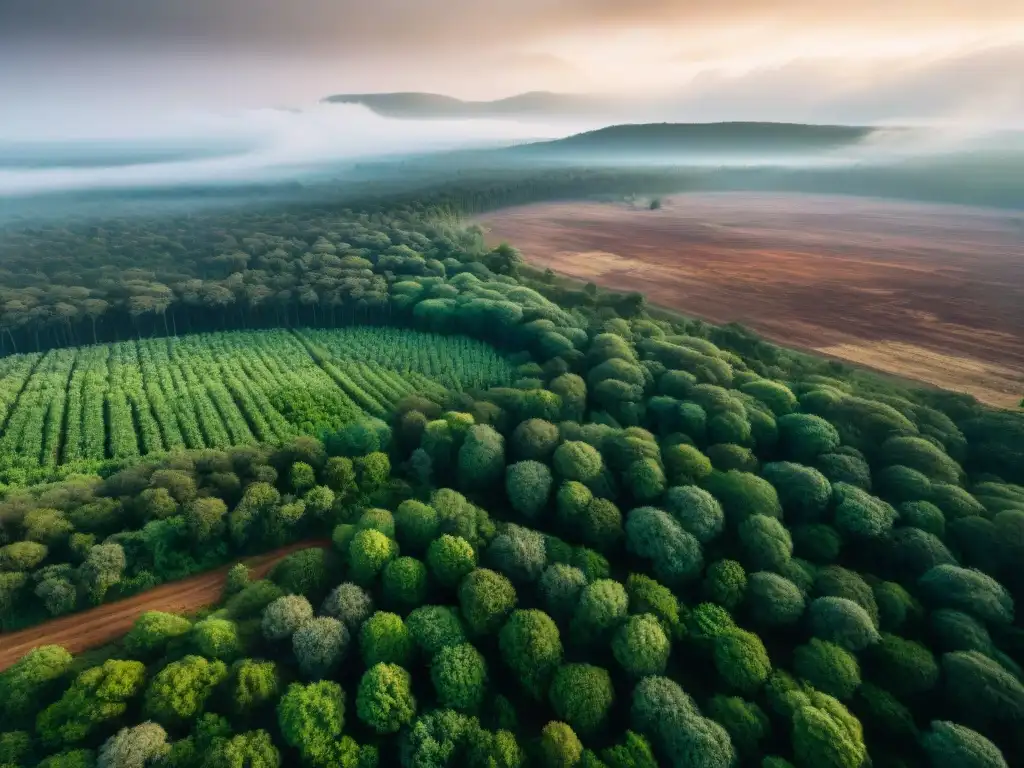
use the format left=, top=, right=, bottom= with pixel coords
left=0, top=540, right=330, bottom=671
left=479, top=193, right=1024, bottom=407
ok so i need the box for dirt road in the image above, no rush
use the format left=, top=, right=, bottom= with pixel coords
left=0, top=540, right=331, bottom=671
left=479, top=193, right=1024, bottom=407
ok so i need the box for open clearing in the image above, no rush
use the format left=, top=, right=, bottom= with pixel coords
left=479, top=193, right=1024, bottom=407
left=0, top=540, right=330, bottom=671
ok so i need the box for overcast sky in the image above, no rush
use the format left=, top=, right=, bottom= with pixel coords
left=0, top=1, right=1022, bottom=123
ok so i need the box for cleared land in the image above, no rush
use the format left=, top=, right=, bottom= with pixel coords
left=0, top=540, right=330, bottom=671
left=480, top=193, right=1024, bottom=407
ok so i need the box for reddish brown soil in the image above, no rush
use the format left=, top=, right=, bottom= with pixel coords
left=0, top=540, right=330, bottom=671
left=479, top=193, right=1024, bottom=407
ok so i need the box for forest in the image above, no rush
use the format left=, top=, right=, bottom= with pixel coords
left=0, top=175, right=1023, bottom=768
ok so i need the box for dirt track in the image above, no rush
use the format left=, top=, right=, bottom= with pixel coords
left=0, top=540, right=330, bottom=671
left=479, top=193, right=1024, bottom=407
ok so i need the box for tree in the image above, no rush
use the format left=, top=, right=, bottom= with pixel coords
left=793, top=639, right=860, bottom=700
left=356, top=663, right=416, bottom=734
left=539, top=563, right=588, bottom=621
left=290, top=462, right=317, bottom=493
left=37, top=660, right=147, bottom=748
left=124, top=612, right=191, bottom=659
left=553, top=441, right=603, bottom=484
left=761, top=463, right=832, bottom=522
left=277, top=680, right=346, bottom=766
left=663, top=444, right=713, bottom=486
left=407, top=605, right=467, bottom=657
left=262, top=595, right=314, bottom=641
left=738, top=514, right=793, bottom=572
left=506, top=461, right=553, bottom=519
left=293, top=617, right=349, bottom=679
left=271, top=547, right=330, bottom=600
left=572, top=579, right=629, bottom=644
left=713, top=629, right=772, bottom=694
left=549, top=664, right=614, bottom=736
left=625, top=459, right=666, bottom=503
left=231, top=659, right=279, bottom=713
left=921, top=721, right=1009, bottom=768
left=184, top=497, right=228, bottom=544
left=612, top=614, right=670, bottom=678
left=539, top=721, right=583, bottom=768
left=205, top=729, right=280, bottom=768
left=625, top=506, right=703, bottom=587
left=706, top=696, right=769, bottom=758
left=431, top=643, right=487, bottom=712
left=499, top=609, right=563, bottom=699
left=394, top=500, right=440, bottom=553
left=458, top=425, right=506, bottom=492
left=427, top=535, right=476, bottom=587
left=626, top=573, right=683, bottom=640
left=581, top=498, right=623, bottom=552
left=97, top=722, right=169, bottom=768
left=459, top=568, right=518, bottom=635
left=833, top=484, right=897, bottom=540
left=349, top=529, right=398, bottom=586
left=0, top=644, right=73, bottom=721
left=867, top=632, right=939, bottom=697
left=942, top=650, right=1024, bottom=727
left=511, top=419, right=560, bottom=462
left=664, top=486, right=724, bottom=544
left=192, top=618, right=241, bottom=661
left=808, top=597, right=879, bottom=652
left=487, top=524, right=547, bottom=584
left=321, top=583, right=374, bottom=630
left=777, top=414, right=840, bottom=462
left=144, top=655, right=227, bottom=726
left=360, top=611, right=413, bottom=667
left=79, top=543, right=126, bottom=604
left=701, top=470, right=782, bottom=525
left=702, top=559, right=747, bottom=610
left=223, top=563, right=249, bottom=597
left=918, top=565, right=1014, bottom=626
left=382, top=557, right=428, bottom=609
left=791, top=691, right=866, bottom=768
left=601, top=731, right=658, bottom=768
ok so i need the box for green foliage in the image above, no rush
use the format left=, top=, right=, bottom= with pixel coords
left=356, top=663, right=417, bottom=734
left=540, top=564, right=588, bottom=620
left=942, top=651, right=1024, bottom=726
left=459, top=568, right=518, bottom=635
left=539, top=722, right=583, bottom=768
left=762, top=462, right=832, bottom=522
left=293, top=617, right=350, bottom=679
left=707, top=695, right=770, bottom=757
left=382, top=557, right=428, bottom=609
left=407, top=605, right=467, bottom=656
left=349, top=529, right=399, bottom=586
left=921, top=721, right=1009, bottom=768
left=262, top=595, right=314, bottom=642
left=511, top=419, right=561, bottom=462
left=360, top=611, right=413, bottom=667
left=777, top=413, right=841, bottom=463
left=144, top=655, right=227, bottom=726
left=205, top=729, right=280, bottom=768
left=97, top=722, right=169, bottom=768
left=702, top=470, right=782, bottom=525
left=739, top=514, right=793, bottom=572
left=918, top=565, right=1014, bottom=625
left=506, top=461, right=554, bottom=519
left=231, top=659, right=279, bottom=713
left=431, top=643, right=487, bottom=712
left=702, top=559, right=747, bottom=611
left=0, top=645, right=73, bottom=721
left=427, top=534, right=477, bottom=587
left=833, top=484, right=898, bottom=539
left=572, top=578, right=629, bottom=643
left=394, top=500, right=440, bottom=553
left=277, top=680, right=346, bottom=766
left=664, top=485, right=725, bottom=543
left=794, top=639, right=861, bottom=700
left=625, top=506, right=704, bottom=587
left=499, top=609, right=563, bottom=698
left=867, top=632, right=939, bottom=696
left=553, top=441, right=604, bottom=484
left=321, top=583, right=374, bottom=630
left=487, top=524, right=547, bottom=584
left=713, top=629, right=772, bottom=694
left=549, top=664, right=614, bottom=735
left=663, top=444, right=713, bottom=486
left=612, top=613, right=670, bottom=678
left=125, top=612, right=192, bottom=658
left=192, top=618, right=242, bottom=661
left=808, top=597, right=880, bottom=651
left=814, top=566, right=879, bottom=627
left=458, top=425, right=506, bottom=492
left=791, top=691, right=867, bottom=768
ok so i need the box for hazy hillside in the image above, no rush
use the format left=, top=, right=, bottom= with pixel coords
left=509, top=122, right=878, bottom=160
left=322, top=90, right=616, bottom=118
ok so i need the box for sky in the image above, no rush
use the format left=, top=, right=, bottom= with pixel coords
left=0, top=0, right=1021, bottom=122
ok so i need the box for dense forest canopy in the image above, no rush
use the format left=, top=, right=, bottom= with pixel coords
left=0, top=170, right=1022, bottom=768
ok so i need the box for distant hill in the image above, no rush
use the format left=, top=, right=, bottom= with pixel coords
left=322, top=91, right=616, bottom=119
left=509, top=122, right=877, bottom=159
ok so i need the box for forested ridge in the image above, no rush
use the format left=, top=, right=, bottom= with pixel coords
left=0, top=181, right=1023, bottom=768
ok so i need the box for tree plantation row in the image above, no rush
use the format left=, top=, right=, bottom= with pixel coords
left=0, top=198, right=1022, bottom=768
left=0, top=328, right=514, bottom=488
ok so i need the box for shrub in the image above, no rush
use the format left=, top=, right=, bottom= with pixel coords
left=625, top=459, right=667, bottom=503
left=793, top=639, right=861, bottom=700
left=886, top=527, right=956, bottom=579
left=511, top=419, right=561, bottom=462
left=791, top=691, right=867, bottom=768
left=702, top=559, right=747, bottom=611
left=356, top=663, right=416, bottom=734
left=321, top=583, right=374, bottom=630
left=852, top=682, right=917, bottom=741
left=739, top=514, right=793, bottom=572
left=921, top=721, right=1009, bottom=768
left=816, top=452, right=872, bottom=491
left=487, top=524, right=547, bottom=584
left=664, top=486, right=725, bottom=543
left=406, top=605, right=466, bottom=657
left=866, top=633, right=939, bottom=697
left=572, top=547, right=611, bottom=582
left=499, top=609, right=563, bottom=699
left=539, top=722, right=583, bottom=768
left=293, top=617, right=349, bottom=679
left=360, top=611, right=413, bottom=667
left=814, top=566, right=879, bottom=627
left=706, top=695, right=770, bottom=757
left=706, top=443, right=759, bottom=473
left=663, top=444, right=713, bottom=486
left=929, top=609, right=993, bottom=654
left=458, top=425, right=506, bottom=492
left=625, top=507, right=704, bottom=587
left=741, top=380, right=797, bottom=416
left=357, top=508, right=396, bottom=538
left=431, top=643, right=487, bottom=712
left=557, top=481, right=594, bottom=530
left=549, top=664, right=614, bottom=735
left=873, top=581, right=919, bottom=632
left=898, top=500, right=945, bottom=538
left=879, top=436, right=961, bottom=484
left=746, top=571, right=806, bottom=627
left=382, top=557, right=428, bottom=610
left=833, top=484, right=897, bottom=539
left=426, top=535, right=476, bottom=588
left=808, top=597, right=880, bottom=652
left=875, top=465, right=932, bottom=504
left=612, top=614, right=670, bottom=678
left=539, top=564, right=588, bottom=621
left=506, top=461, right=553, bottom=519
left=581, top=498, right=623, bottom=552
left=627, top=573, right=683, bottom=639
left=762, top=463, right=832, bottom=522
left=713, top=629, right=772, bottom=694
left=459, top=569, right=518, bottom=635
left=262, top=595, right=314, bottom=642
left=918, top=565, right=1014, bottom=625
